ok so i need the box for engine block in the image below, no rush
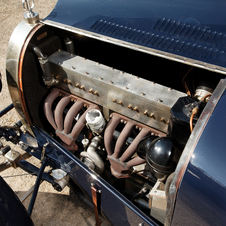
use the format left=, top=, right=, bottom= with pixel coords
left=48, top=50, right=185, bottom=133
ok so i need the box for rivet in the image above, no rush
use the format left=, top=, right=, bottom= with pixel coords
left=76, top=83, right=80, bottom=88
left=63, top=79, right=67, bottom=83
left=110, top=114, right=113, bottom=118
left=133, top=107, right=138, bottom=112
left=96, top=62, right=100, bottom=65
left=151, top=81, right=155, bottom=85
left=72, top=66, right=76, bottom=69
left=94, top=91, right=98, bottom=95
left=135, top=126, right=139, bottom=129
left=158, top=99, right=163, bottom=103
left=80, top=85, right=85, bottom=90
left=58, top=49, right=61, bottom=51
left=85, top=72, right=89, bottom=75
left=84, top=104, right=87, bottom=108
left=120, top=71, right=124, bottom=74
left=111, top=67, right=114, bottom=70
left=120, top=120, right=124, bottom=123
left=139, top=127, right=142, bottom=131
left=124, top=121, right=127, bottom=124
left=144, top=110, right=148, bottom=116
left=125, top=87, right=129, bottom=90
left=128, top=104, right=132, bottom=109
left=168, top=87, right=172, bottom=91
left=99, top=77, right=103, bottom=80
left=58, top=62, right=62, bottom=65
left=110, top=81, right=113, bottom=84
left=71, top=98, right=74, bottom=102
left=89, top=89, right=93, bottom=93
left=141, top=92, right=145, bottom=96
left=67, top=80, right=71, bottom=84
left=161, top=118, right=166, bottom=123
left=56, top=75, right=59, bottom=79
left=113, top=99, right=116, bottom=103
left=118, top=101, right=122, bottom=105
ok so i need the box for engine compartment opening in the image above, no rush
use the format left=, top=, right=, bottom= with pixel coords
left=18, top=24, right=225, bottom=225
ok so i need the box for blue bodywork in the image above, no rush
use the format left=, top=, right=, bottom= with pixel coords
left=172, top=88, right=226, bottom=226
left=46, top=0, right=226, bottom=68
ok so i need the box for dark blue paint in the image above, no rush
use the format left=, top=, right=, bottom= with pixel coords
left=32, top=127, right=158, bottom=226
left=46, top=0, right=226, bottom=68
left=172, top=89, right=226, bottom=226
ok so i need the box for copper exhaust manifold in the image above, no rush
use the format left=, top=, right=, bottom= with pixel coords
left=104, top=113, right=164, bottom=178
left=44, top=88, right=99, bottom=151
left=44, top=88, right=164, bottom=178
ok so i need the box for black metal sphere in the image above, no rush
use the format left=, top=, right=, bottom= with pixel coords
left=146, top=137, right=180, bottom=180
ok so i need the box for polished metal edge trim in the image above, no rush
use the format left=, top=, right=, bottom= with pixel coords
left=165, top=78, right=226, bottom=226
left=43, top=20, right=226, bottom=75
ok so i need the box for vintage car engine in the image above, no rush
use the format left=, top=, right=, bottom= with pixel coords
left=6, top=19, right=225, bottom=224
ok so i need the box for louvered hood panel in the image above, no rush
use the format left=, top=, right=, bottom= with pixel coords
left=44, top=0, right=226, bottom=69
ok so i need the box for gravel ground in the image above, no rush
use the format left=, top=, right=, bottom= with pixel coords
left=0, top=1, right=98, bottom=225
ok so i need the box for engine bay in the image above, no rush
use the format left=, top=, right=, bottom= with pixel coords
left=16, top=24, right=225, bottom=224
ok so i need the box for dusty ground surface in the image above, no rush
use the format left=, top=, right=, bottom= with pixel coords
left=0, top=1, right=100, bottom=225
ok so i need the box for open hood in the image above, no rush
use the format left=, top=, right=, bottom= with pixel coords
left=44, top=0, right=226, bottom=71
